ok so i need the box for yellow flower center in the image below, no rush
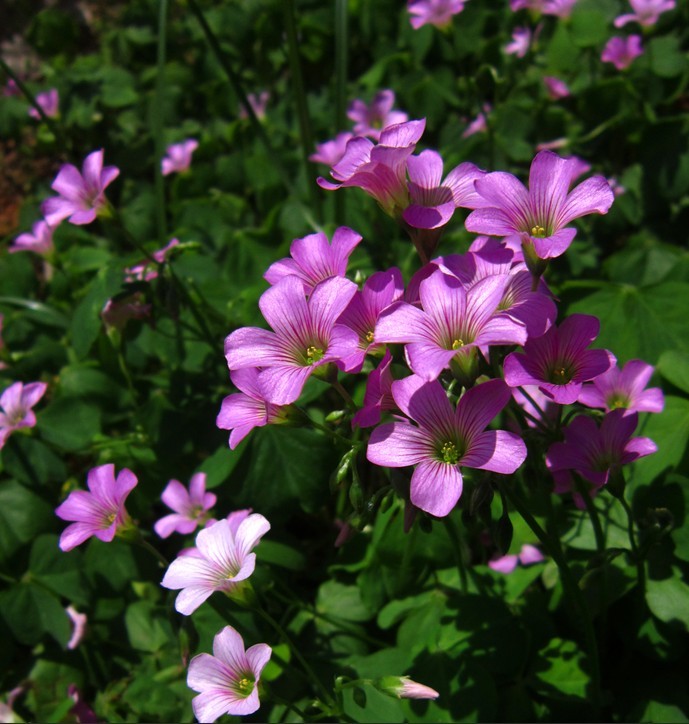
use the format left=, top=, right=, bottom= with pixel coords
left=550, top=366, right=571, bottom=384
left=365, top=330, right=375, bottom=343
left=531, top=225, right=547, bottom=238
left=451, top=339, right=464, bottom=350
left=306, top=346, right=324, bottom=365
left=441, top=441, right=460, bottom=465
left=235, top=676, right=254, bottom=697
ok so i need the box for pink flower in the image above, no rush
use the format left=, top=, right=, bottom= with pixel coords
left=351, top=349, right=396, bottom=428
left=367, top=377, right=527, bottom=517
left=125, top=238, right=180, bottom=282
left=578, top=359, right=664, bottom=415
left=505, top=27, right=532, bottom=57
left=55, top=464, right=138, bottom=551
left=154, top=473, right=217, bottom=538
left=543, top=76, right=571, bottom=99
left=462, top=104, right=491, bottom=138
left=29, top=88, right=59, bottom=119
left=101, top=293, right=151, bottom=332
left=310, top=132, right=354, bottom=166
left=239, top=91, right=270, bottom=120
left=376, top=675, right=440, bottom=700
left=601, top=35, right=644, bottom=70
left=489, top=543, right=544, bottom=573
left=66, top=606, right=87, bottom=650
left=10, top=220, right=55, bottom=256
left=264, top=227, right=361, bottom=294
left=347, top=90, right=408, bottom=141
left=42, top=149, right=119, bottom=226
left=614, top=0, right=675, bottom=27
left=161, top=139, right=199, bottom=176
left=4, top=79, right=20, bottom=97
left=187, top=626, right=271, bottom=721
left=0, top=381, right=48, bottom=449
left=161, top=514, right=270, bottom=615
left=407, top=0, right=468, bottom=30
left=504, top=314, right=615, bottom=404
left=542, top=0, right=578, bottom=17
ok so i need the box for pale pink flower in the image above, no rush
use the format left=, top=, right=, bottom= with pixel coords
left=154, top=473, right=217, bottom=538
left=375, top=675, right=440, bottom=700
left=239, top=91, right=270, bottom=120
left=10, top=220, right=55, bottom=256
left=614, top=0, right=675, bottom=27
left=66, top=606, right=87, bottom=650
left=489, top=543, right=545, bottom=573
left=29, top=88, right=59, bottom=119
left=125, top=238, right=180, bottom=282
left=543, top=76, right=571, bottom=99
left=462, top=104, right=491, bottom=138
left=407, top=0, right=468, bottom=30
left=310, top=132, right=354, bottom=166
left=505, top=27, right=532, bottom=57
left=0, top=381, right=47, bottom=449
left=601, top=35, right=644, bottom=70
left=347, top=90, right=409, bottom=141
left=161, top=140, right=198, bottom=176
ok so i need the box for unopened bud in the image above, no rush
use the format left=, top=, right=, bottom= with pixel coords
left=374, top=676, right=439, bottom=700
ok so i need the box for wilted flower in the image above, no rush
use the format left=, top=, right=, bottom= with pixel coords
left=29, top=88, right=59, bottom=119
left=347, top=90, right=408, bottom=140
left=367, top=377, right=527, bottom=517
left=66, top=606, right=87, bottom=650
left=187, top=626, right=271, bottom=721
left=504, top=27, right=532, bottom=57
left=407, top=0, right=468, bottom=30
left=161, top=139, right=198, bottom=176
left=0, top=381, right=48, bottom=449
left=543, top=76, right=571, bottom=99
left=154, top=473, right=217, bottom=538
left=310, top=132, right=354, bottom=166
left=10, top=220, right=55, bottom=257
left=578, top=359, right=664, bottom=415
left=601, top=35, right=644, bottom=70
left=42, top=149, right=119, bottom=226
left=56, top=464, right=137, bottom=551
left=161, top=514, right=270, bottom=615
left=614, top=0, right=675, bottom=27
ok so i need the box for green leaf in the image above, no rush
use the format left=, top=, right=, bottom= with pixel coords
left=316, top=581, right=374, bottom=622
left=342, top=682, right=405, bottom=724
left=533, top=638, right=589, bottom=700
left=0, top=582, right=70, bottom=646
left=0, top=480, right=54, bottom=561
left=569, top=9, right=609, bottom=47
left=256, top=540, right=306, bottom=570
left=37, top=397, right=102, bottom=452
left=657, top=351, right=689, bottom=394
left=125, top=600, right=173, bottom=652
left=29, top=534, right=89, bottom=606
left=646, top=568, right=689, bottom=630
left=649, top=35, right=688, bottom=78
left=197, top=442, right=247, bottom=490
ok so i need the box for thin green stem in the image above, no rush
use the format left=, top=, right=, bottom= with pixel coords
left=153, top=0, right=169, bottom=247
left=497, top=479, right=602, bottom=714
left=331, top=379, right=356, bottom=411
left=612, top=489, right=646, bottom=590
left=132, top=534, right=170, bottom=569
left=575, top=475, right=605, bottom=553
left=444, top=516, right=469, bottom=593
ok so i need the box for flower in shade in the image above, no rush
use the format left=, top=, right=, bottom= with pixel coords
left=542, top=0, right=578, bottom=17
left=489, top=543, right=544, bottom=573
left=543, top=76, right=571, bottom=99
left=125, top=238, right=180, bottom=283
left=462, top=104, right=491, bottom=138
left=407, top=0, right=468, bottom=30
left=352, top=349, right=396, bottom=428
left=375, top=675, right=440, bottom=700
left=66, top=606, right=87, bottom=650
left=504, top=27, right=532, bottom=57
left=29, top=88, right=59, bottom=119
left=0, top=381, right=48, bottom=449
left=601, top=35, right=644, bottom=70
left=55, top=464, right=137, bottom=551
left=347, top=90, right=408, bottom=141
left=607, top=177, right=626, bottom=197
left=504, top=314, right=614, bottom=404
left=546, top=410, right=657, bottom=506
left=154, top=472, right=217, bottom=539
left=239, top=91, right=270, bottom=120
left=578, top=359, right=664, bottom=415
left=310, top=132, right=354, bottom=166
left=264, top=227, right=362, bottom=294
left=42, top=149, right=119, bottom=226
left=187, top=626, right=271, bottom=721
left=367, top=377, right=527, bottom=517
left=375, top=269, right=527, bottom=382
left=67, top=685, right=98, bottom=724
left=216, top=368, right=291, bottom=449
left=317, top=119, right=426, bottom=217
left=161, top=514, right=270, bottom=615
left=101, top=293, right=151, bottom=332
left=4, top=79, right=20, bottom=96
left=465, top=150, right=615, bottom=261
left=10, top=220, right=55, bottom=256
left=614, top=0, right=675, bottom=27
left=225, top=275, right=359, bottom=405
left=402, top=150, right=486, bottom=230
left=161, top=139, right=199, bottom=176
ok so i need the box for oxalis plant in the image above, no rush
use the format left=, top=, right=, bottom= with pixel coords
left=1, top=0, right=688, bottom=722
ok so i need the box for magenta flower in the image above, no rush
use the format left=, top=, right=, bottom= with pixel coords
left=42, top=149, right=119, bottom=226
left=161, top=514, right=270, bottom=615
left=188, top=626, right=271, bottom=721
left=264, top=226, right=361, bottom=294
left=544, top=76, right=571, bottom=99
left=489, top=543, right=544, bottom=573
left=510, top=384, right=559, bottom=430
left=402, top=150, right=486, bottom=230
left=368, top=377, right=527, bottom=517
left=352, top=349, right=396, bottom=428
left=601, top=35, right=644, bottom=70
left=466, top=150, right=615, bottom=260
left=504, top=28, right=532, bottom=57
left=0, top=381, right=47, bottom=449
left=504, top=314, right=614, bottom=404
left=347, top=90, right=408, bottom=140
left=154, top=473, right=217, bottom=539
left=67, top=685, right=98, bottom=724
left=125, top=238, right=180, bottom=283
left=309, top=132, right=354, bottom=166
left=239, top=90, right=270, bottom=120
left=317, top=119, right=426, bottom=217
left=547, top=410, right=657, bottom=499
left=375, top=269, right=527, bottom=382
left=10, top=220, right=55, bottom=256
left=66, top=606, right=87, bottom=650
left=224, top=275, right=359, bottom=404
left=55, top=464, right=137, bottom=551
left=614, top=0, right=675, bottom=27
left=161, top=139, right=198, bottom=176
left=578, top=359, right=664, bottom=415
left=462, top=104, right=491, bottom=138
left=216, top=368, right=291, bottom=449
left=29, top=88, right=59, bottom=119
left=407, top=0, right=468, bottom=30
